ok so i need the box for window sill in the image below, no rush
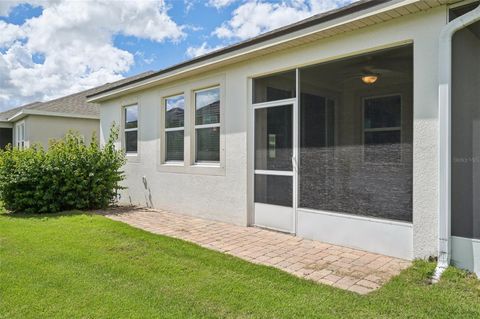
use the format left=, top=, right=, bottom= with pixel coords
left=163, top=161, right=184, bottom=166
left=189, top=163, right=225, bottom=176
left=156, top=162, right=225, bottom=176
left=193, top=162, right=221, bottom=168
left=125, top=153, right=140, bottom=163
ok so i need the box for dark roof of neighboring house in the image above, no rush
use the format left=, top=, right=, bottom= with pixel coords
left=0, top=71, right=154, bottom=121
left=88, top=0, right=382, bottom=98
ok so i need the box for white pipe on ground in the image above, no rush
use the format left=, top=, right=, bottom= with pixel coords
left=434, top=3, right=480, bottom=283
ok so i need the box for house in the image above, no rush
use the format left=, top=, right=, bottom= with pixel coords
left=0, top=72, right=153, bottom=150
left=87, top=0, right=480, bottom=277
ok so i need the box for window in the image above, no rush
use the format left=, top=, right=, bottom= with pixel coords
left=156, top=78, right=225, bottom=174
left=363, top=95, right=402, bottom=163
left=164, top=94, right=185, bottom=162
left=15, top=122, right=25, bottom=149
left=195, top=87, right=220, bottom=163
left=124, top=105, right=138, bottom=154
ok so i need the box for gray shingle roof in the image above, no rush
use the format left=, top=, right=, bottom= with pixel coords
left=0, top=102, right=41, bottom=121
left=0, top=71, right=154, bottom=121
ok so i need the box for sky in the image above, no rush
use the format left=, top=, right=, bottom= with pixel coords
left=0, top=0, right=357, bottom=112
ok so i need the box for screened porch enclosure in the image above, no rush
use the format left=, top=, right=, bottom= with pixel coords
left=0, top=127, right=13, bottom=149
left=253, top=44, right=413, bottom=229
left=451, top=19, right=480, bottom=241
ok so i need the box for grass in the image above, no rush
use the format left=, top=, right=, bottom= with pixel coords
left=1, top=211, right=479, bottom=318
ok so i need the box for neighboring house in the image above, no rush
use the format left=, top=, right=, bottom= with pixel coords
left=88, top=0, right=480, bottom=276
left=0, top=72, right=153, bottom=150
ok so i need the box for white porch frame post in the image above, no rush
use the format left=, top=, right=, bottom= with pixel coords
left=435, top=3, right=480, bottom=281
left=293, top=68, right=300, bottom=234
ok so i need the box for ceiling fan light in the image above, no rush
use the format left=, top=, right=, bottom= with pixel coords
left=361, top=75, right=378, bottom=84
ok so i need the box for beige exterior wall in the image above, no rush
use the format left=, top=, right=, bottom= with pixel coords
left=19, top=115, right=99, bottom=149
left=99, top=6, right=448, bottom=259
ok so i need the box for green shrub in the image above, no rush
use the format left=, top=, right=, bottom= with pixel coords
left=0, top=126, right=126, bottom=214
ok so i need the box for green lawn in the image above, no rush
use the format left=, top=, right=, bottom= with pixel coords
left=1, top=212, right=479, bottom=318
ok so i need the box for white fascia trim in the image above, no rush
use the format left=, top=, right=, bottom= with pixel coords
left=435, top=3, right=480, bottom=282
left=7, top=109, right=99, bottom=122
left=87, top=0, right=424, bottom=103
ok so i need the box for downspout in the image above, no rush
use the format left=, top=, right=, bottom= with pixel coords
left=434, top=3, right=480, bottom=282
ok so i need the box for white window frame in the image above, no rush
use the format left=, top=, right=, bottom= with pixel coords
left=15, top=121, right=25, bottom=149
left=156, top=74, right=226, bottom=175
left=123, top=104, right=138, bottom=155
left=163, top=94, right=185, bottom=164
left=193, top=86, right=221, bottom=164
left=362, top=94, right=403, bottom=164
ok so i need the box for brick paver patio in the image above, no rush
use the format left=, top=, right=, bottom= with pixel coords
left=104, top=207, right=411, bottom=294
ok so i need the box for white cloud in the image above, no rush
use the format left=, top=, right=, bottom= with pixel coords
left=186, top=42, right=224, bottom=58
left=207, top=0, right=238, bottom=9
left=0, top=0, right=184, bottom=111
left=213, top=0, right=356, bottom=40
left=184, top=0, right=196, bottom=13
left=309, top=0, right=353, bottom=12
left=135, top=51, right=155, bottom=65
left=0, top=0, right=57, bottom=17
left=0, top=0, right=24, bottom=16
left=0, top=21, right=25, bottom=47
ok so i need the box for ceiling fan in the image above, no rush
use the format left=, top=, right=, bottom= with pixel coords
left=342, top=64, right=407, bottom=85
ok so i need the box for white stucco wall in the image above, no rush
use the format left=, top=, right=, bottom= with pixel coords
left=100, top=7, right=447, bottom=258
left=23, top=115, right=99, bottom=149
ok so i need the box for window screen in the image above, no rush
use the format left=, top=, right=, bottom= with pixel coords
left=165, top=95, right=184, bottom=162
left=195, top=87, right=220, bottom=162
left=124, top=105, right=138, bottom=153
left=253, top=70, right=296, bottom=104
left=298, top=45, right=413, bottom=222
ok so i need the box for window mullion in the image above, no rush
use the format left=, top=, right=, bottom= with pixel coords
left=194, top=123, right=220, bottom=129
left=364, top=127, right=401, bottom=132
left=165, top=127, right=184, bottom=132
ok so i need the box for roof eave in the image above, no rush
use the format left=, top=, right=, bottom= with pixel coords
left=87, top=0, right=450, bottom=103
left=7, top=109, right=99, bottom=122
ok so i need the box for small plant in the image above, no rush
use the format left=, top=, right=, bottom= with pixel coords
left=0, top=126, right=126, bottom=214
